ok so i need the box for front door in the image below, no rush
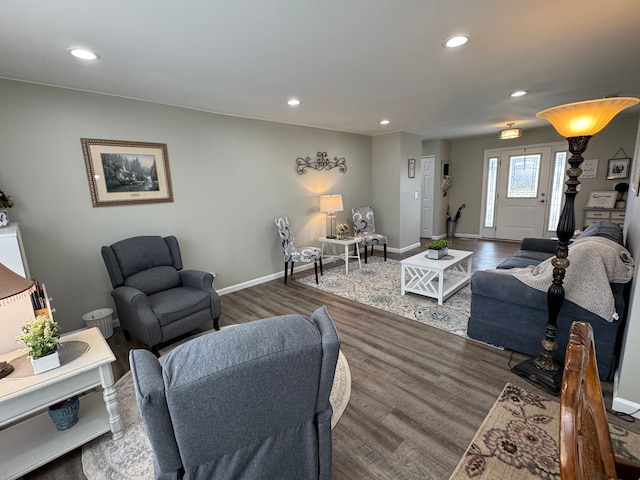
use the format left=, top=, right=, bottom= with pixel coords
left=495, top=147, right=552, bottom=241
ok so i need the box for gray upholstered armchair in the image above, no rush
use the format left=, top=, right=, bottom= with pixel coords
left=130, top=306, right=340, bottom=480
left=101, top=235, right=221, bottom=352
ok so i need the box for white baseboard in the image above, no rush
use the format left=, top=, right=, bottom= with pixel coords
left=612, top=370, right=640, bottom=419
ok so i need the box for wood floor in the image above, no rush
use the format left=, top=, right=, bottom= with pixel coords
left=24, top=238, right=640, bottom=479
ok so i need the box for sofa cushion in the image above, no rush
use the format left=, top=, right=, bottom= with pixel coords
left=496, top=250, right=555, bottom=269
left=578, top=220, right=623, bottom=244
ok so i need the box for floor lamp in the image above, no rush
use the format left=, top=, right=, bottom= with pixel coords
left=511, top=97, right=639, bottom=395
left=320, top=194, right=343, bottom=239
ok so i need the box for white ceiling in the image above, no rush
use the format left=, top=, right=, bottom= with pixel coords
left=2, top=0, right=640, bottom=140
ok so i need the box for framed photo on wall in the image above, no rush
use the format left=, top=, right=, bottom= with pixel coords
left=408, top=158, right=416, bottom=178
left=81, top=138, right=173, bottom=207
left=606, top=157, right=630, bottom=180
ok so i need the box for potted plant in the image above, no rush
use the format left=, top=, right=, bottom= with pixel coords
left=425, top=239, right=451, bottom=259
left=17, top=315, right=61, bottom=374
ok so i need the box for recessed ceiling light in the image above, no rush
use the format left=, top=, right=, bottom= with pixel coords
left=68, top=48, right=100, bottom=60
left=380, top=119, right=390, bottom=125
left=287, top=98, right=301, bottom=106
left=511, top=90, right=528, bottom=97
left=443, top=35, right=469, bottom=48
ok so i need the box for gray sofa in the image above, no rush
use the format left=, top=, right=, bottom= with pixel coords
left=468, top=221, right=629, bottom=380
left=130, top=306, right=340, bottom=480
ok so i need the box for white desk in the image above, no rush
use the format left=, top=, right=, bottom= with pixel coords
left=0, top=327, right=122, bottom=480
left=319, top=236, right=362, bottom=274
left=400, top=249, right=473, bottom=305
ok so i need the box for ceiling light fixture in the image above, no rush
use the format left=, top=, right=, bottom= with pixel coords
left=443, top=35, right=469, bottom=48
left=68, top=48, right=100, bottom=61
left=499, top=123, right=522, bottom=140
left=287, top=98, right=301, bottom=106
left=511, top=90, right=527, bottom=97
left=379, top=119, right=390, bottom=125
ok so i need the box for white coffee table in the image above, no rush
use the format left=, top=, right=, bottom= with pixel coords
left=0, top=327, right=122, bottom=479
left=319, top=236, right=362, bottom=274
left=400, top=249, right=473, bottom=305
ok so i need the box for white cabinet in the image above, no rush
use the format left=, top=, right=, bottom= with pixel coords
left=0, top=224, right=30, bottom=278
left=582, top=208, right=625, bottom=230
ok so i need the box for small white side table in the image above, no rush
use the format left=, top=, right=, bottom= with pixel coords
left=0, top=327, right=122, bottom=480
left=319, top=236, right=362, bottom=274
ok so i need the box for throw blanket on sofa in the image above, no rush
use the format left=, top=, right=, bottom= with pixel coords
left=490, top=236, right=634, bottom=321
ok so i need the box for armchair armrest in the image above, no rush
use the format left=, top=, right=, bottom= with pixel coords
left=129, top=349, right=182, bottom=474
left=111, top=286, right=163, bottom=347
left=180, top=270, right=222, bottom=320
left=180, top=269, right=215, bottom=290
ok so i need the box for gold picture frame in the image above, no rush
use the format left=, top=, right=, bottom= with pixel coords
left=81, top=138, right=173, bottom=207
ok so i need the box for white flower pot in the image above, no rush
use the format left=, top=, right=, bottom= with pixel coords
left=426, top=247, right=448, bottom=259
left=31, top=350, right=60, bottom=374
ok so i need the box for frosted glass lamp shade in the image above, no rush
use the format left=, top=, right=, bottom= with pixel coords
left=537, top=97, right=639, bottom=138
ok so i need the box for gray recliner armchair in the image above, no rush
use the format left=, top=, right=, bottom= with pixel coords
left=129, top=306, right=340, bottom=480
left=101, top=235, right=221, bottom=351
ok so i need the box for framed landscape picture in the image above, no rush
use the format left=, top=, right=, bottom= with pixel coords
left=81, top=138, right=173, bottom=207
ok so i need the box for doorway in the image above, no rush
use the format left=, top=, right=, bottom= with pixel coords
left=420, top=156, right=435, bottom=238
left=481, top=144, right=565, bottom=241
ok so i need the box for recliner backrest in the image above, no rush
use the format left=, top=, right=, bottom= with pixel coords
left=101, top=236, right=183, bottom=293
left=130, top=306, right=340, bottom=479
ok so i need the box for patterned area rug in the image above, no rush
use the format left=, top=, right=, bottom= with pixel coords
left=296, top=256, right=472, bottom=338
left=449, top=383, right=640, bottom=479
left=82, top=350, right=350, bottom=480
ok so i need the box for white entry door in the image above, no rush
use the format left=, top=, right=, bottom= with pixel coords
left=495, top=147, right=552, bottom=241
left=421, top=156, right=435, bottom=238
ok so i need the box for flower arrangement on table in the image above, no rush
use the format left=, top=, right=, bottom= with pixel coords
left=18, top=315, right=60, bottom=359
left=336, top=223, right=349, bottom=239
left=0, top=188, right=14, bottom=209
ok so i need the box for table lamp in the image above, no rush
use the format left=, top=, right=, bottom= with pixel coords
left=0, top=262, right=36, bottom=378
left=320, top=194, right=344, bottom=239
left=512, top=96, right=639, bottom=394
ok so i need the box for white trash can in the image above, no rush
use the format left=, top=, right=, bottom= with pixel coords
left=82, top=308, right=114, bottom=339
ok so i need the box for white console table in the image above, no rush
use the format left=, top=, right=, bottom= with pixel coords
left=0, top=327, right=122, bottom=480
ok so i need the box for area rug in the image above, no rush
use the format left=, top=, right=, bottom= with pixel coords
left=296, top=256, right=472, bottom=338
left=82, top=351, right=350, bottom=480
left=449, top=383, right=640, bottom=479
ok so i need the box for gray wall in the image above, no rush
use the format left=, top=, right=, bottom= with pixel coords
left=0, top=79, right=372, bottom=331
left=617, top=118, right=640, bottom=411
left=372, top=131, right=422, bottom=249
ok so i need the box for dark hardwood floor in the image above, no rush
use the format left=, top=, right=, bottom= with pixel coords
left=25, top=238, right=640, bottom=479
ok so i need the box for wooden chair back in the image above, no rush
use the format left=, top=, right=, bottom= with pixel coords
left=560, top=321, right=640, bottom=480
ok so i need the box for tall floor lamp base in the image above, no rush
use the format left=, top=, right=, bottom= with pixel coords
left=511, top=358, right=562, bottom=396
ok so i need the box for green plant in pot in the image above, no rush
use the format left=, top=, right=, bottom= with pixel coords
left=18, top=315, right=61, bottom=374
left=425, top=239, right=451, bottom=259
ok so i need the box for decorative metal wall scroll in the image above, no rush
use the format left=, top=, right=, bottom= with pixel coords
left=296, top=151, right=347, bottom=175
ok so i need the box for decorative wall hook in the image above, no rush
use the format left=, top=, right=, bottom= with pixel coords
left=296, top=152, right=347, bottom=175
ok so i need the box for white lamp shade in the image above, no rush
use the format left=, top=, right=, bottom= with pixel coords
left=320, top=194, right=344, bottom=213
left=537, top=97, right=639, bottom=138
